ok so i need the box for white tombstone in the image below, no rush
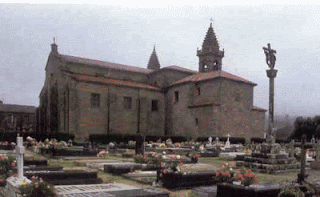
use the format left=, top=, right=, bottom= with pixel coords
left=5, top=137, right=31, bottom=197
left=208, top=136, right=212, bottom=145
left=225, top=134, right=231, bottom=148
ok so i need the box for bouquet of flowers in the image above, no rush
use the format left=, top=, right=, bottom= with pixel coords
left=215, top=162, right=234, bottom=183
left=235, top=168, right=257, bottom=186
left=0, top=155, right=16, bottom=182
left=97, top=150, right=109, bottom=158
left=159, top=161, right=184, bottom=177
left=19, top=176, right=58, bottom=197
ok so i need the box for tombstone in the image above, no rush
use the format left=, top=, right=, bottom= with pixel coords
left=208, top=136, right=212, bottom=145
left=288, top=140, right=295, bottom=158
left=215, top=137, right=219, bottom=145
left=311, top=135, right=316, bottom=145
left=5, top=136, right=31, bottom=197
left=225, top=134, right=231, bottom=148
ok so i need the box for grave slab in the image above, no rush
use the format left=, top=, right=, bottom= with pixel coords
left=55, top=183, right=169, bottom=197
left=191, top=186, right=217, bottom=197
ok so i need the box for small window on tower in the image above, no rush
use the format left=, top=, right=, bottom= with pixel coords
left=213, top=61, right=219, bottom=71
left=197, top=87, right=201, bottom=95
left=174, top=91, right=179, bottom=102
left=204, top=65, right=209, bottom=72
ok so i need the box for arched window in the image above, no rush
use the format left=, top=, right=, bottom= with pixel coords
left=204, top=64, right=209, bottom=72
left=213, top=60, right=219, bottom=71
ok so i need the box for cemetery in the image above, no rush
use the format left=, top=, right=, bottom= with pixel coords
left=0, top=133, right=318, bottom=197
left=0, top=43, right=319, bottom=197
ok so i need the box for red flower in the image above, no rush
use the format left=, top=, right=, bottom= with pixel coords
left=173, top=156, right=177, bottom=159
left=179, top=162, right=183, bottom=166
left=0, top=179, right=2, bottom=182
left=11, top=161, right=15, bottom=167
left=160, top=162, right=164, bottom=167
left=0, top=156, right=5, bottom=160
left=163, top=169, right=167, bottom=174
left=216, top=172, right=220, bottom=176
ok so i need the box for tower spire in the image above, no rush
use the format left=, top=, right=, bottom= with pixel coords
left=147, top=45, right=160, bottom=70
left=197, top=22, right=224, bottom=72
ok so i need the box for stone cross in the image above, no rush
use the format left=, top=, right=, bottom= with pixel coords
left=215, top=137, right=219, bottom=144
left=263, top=43, right=278, bottom=145
left=298, top=134, right=307, bottom=184
left=16, top=136, right=24, bottom=180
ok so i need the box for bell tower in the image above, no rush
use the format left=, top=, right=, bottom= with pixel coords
left=197, top=22, right=224, bottom=72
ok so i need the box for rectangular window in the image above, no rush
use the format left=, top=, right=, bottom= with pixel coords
left=124, top=96, right=132, bottom=109
left=152, top=100, right=159, bottom=111
left=174, top=91, right=179, bottom=102
left=91, top=93, right=100, bottom=108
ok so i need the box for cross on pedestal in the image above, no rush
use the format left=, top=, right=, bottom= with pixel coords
left=16, top=137, right=24, bottom=180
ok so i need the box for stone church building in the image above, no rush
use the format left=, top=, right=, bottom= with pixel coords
left=38, top=23, right=266, bottom=142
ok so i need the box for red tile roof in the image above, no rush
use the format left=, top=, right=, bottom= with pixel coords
left=252, top=106, right=267, bottom=112
left=57, top=54, right=153, bottom=74
left=163, top=66, right=197, bottom=73
left=188, top=101, right=220, bottom=108
left=170, top=70, right=257, bottom=86
left=71, top=74, right=160, bottom=91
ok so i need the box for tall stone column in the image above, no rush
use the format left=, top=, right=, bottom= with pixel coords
left=263, top=43, right=277, bottom=144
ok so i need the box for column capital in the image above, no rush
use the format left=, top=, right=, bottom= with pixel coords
left=266, top=69, right=278, bottom=78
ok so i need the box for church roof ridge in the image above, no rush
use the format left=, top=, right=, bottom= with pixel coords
left=0, top=104, right=36, bottom=113
left=57, top=53, right=153, bottom=74
left=170, top=70, right=257, bottom=86
left=70, top=73, right=160, bottom=91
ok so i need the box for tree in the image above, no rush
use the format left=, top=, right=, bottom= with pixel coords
left=290, top=116, right=318, bottom=140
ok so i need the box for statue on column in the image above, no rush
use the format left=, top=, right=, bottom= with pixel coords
left=263, top=43, right=277, bottom=69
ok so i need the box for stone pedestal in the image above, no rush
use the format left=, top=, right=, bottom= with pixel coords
left=237, top=143, right=301, bottom=174
left=5, top=177, right=31, bottom=197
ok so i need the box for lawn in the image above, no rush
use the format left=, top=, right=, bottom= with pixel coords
left=41, top=152, right=320, bottom=197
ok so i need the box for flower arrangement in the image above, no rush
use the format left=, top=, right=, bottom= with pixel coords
left=19, top=176, right=58, bottom=197
left=97, top=150, right=109, bottom=158
left=160, top=143, right=166, bottom=148
left=128, top=141, right=136, bottom=149
left=243, top=149, right=252, bottom=153
left=235, top=168, right=257, bottom=186
left=215, top=162, right=233, bottom=183
left=159, top=161, right=184, bottom=177
left=0, top=155, right=16, bottom=183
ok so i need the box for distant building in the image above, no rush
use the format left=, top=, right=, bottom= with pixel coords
left=38, top=23, right=266, bottom=142
left=0, top=100, right=36, bottom=133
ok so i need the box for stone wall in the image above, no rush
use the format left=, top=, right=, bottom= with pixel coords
left=166, top=79, right=265, bottom=139
left=64, top=80, right=165, bottom=141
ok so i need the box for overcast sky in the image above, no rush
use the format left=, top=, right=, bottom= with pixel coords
left=0, top=3, right=320, bottom=118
